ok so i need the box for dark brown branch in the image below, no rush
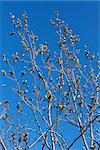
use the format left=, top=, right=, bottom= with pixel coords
left=0, top=138, right=7, bottom=150
left=67, top=115, right=100, bottom=149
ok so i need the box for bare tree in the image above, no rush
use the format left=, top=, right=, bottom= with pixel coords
left=0, top=11, right=100, bottom=150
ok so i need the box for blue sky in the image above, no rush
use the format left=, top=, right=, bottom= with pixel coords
left=0, top=1, right=99, bottom=150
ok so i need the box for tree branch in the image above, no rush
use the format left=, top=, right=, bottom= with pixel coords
left=0, top=138, right=7, bottom=150
left=67, top=115, right=100, bottom=149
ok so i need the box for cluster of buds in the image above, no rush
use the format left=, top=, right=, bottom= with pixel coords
left=17, top=88, right=22, bottom=95
left=21, top=41, right=28, bottom=50
left=66, top=51, right=71, bottom=60
left=56, top=17, right=62, bottom=26
left=2, top=54, right=9, bottom=64
left=22, top=80, right=27, bottom=85
left=23, top=89, right=28, bottom=95
left=56, top=57, right=62, bottom=65
left=12, top=52, right=19, bottom=62
left=58, top=69, right=63, bottom=80
left=62, top=91, right=67, bottom=97
left=90, top=66, right=94, bottom=79
left=83, top=44, right=92, bottom=60
left=18, top=133, right=28, bottom=143
left=64, top=26, right=71, bottom=35
left=76, top=75, right=81, bottom=84
left=90, top=93, right=95, bottom=101
left=46, top=90, right=52, bottom=100
left=50, top=19, right=55, bottom=26
left=3, top=112, right=8, bottom=120
left=39, top=42, right=49, bottom=54
left=84, top=50, right=95, bottom=62
left=84, top=50, right=89, bottom=59
left=30, top=31, right=38, bottom=43
left=90, top=52, right=95, bottom=60
left=18, top=32, right=25, bottom=40
left=17, top=18, right=22, bottom=28
left=58, top=81, right=65, bottom=89
left=51, top=11, right=80, bottom=48
left=21, top=71, right=26, bottom=76
left=9, top=70, right=14, bottom=76
left=22, top=133, right=28, bottom=142
left=58, top=36, right=66, bottom=50
left=58, top=103, right=66, bottom=111
left=55, top=11, right=65, bottom=27
left=64, top=25, right=80, bottom=46
left=1, top=69, right=6, bottom=75
left=17, top=102, right=23, bottom=113
left=12, top=133, right=16, bottom=141
left=9, top=12, right=17, bottom=28
left=9, top=32, right=16, bottom=36
left=69, top=34, right=80, bottom=46
left=72, top=56, right=80, bottom=68
left=23, top=12, right=28, bottom=33
left=15, top=146, right=22, bottom=150
left=9, top=12, right=15, bottom=20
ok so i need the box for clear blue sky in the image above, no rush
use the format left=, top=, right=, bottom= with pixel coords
left=0, top=1, right=99, bottom=150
